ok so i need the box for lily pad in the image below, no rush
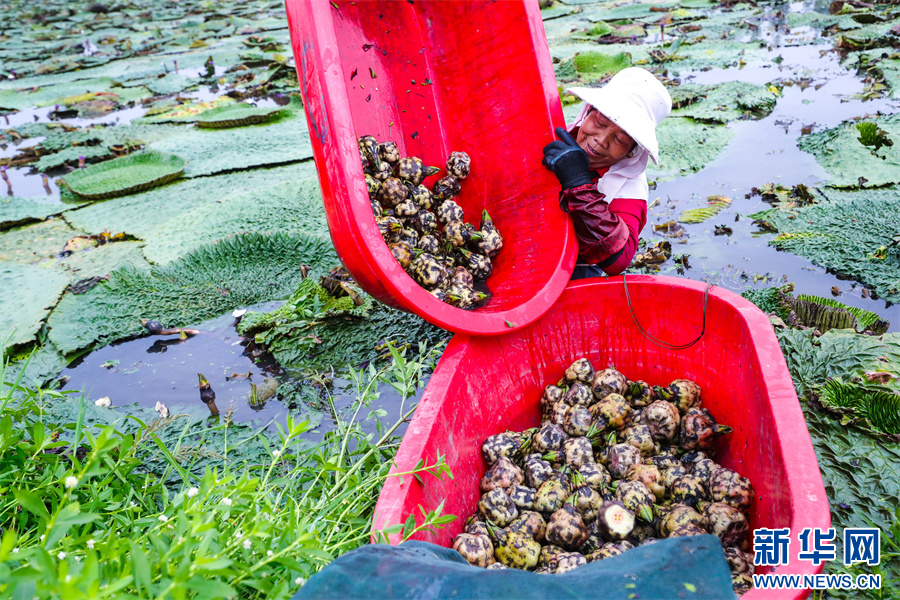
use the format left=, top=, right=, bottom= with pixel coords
left=798, top=114, right=900, bottom=188
left=650, top=117, right=735, bottom=181
left=0, top=196, right=72, bottom=230
left=671, top=81, right=778, bottom=123
left=59, top=151, right=186, bottom=200
left=194, top=102, right=287, bottom=128
left=0, top=218, right=81, bottom=265
left=1, top=262, right=70, bottom=354
left=47, top=231, right=337, bottom=355
left=573, top=51, right=633, bottom=81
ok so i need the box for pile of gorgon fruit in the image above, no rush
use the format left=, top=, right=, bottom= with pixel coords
left=452, top=359, right=756, bottom=596
left=359, top=136, right=503, bottom=309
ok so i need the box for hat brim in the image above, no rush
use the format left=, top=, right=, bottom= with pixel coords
left=568, top=86, right=661, bottom=165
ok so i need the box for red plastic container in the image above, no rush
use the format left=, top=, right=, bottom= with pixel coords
left=374, top=276, right=831, bottom=599
left=285, top=0, right=577, bottom=335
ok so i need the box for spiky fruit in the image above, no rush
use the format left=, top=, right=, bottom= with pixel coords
left=405, top=183, right=434, bottom=210
left=592, top=393, right=632, bottom=429
left=369, top=159, right=393, bottom=181
left=669, top=522, right=708, bottom=537
left=651, top=453, right=682, bottom=471
left=409, top=252, right=447, bottom=290
left=508, top=485, right=537, bottom=511
left=564, top=382, right=594, bottom=407
left=357, top=135, right=381, bottom=171
left=452, top=533, right=494, bottom=567
left=376, top=177, right=408, bottom=207
left=365, top=173, right=381, bottom=199
left=660, top=464, right=688, bottom=497
left=378, top=140, right=401, bottom=165
left=548, top=552, right=587, bottom=574
left=432, top=174, right=461, bottom=201
left=397, top=156, right=439, bottom=186
left=477, top=488, right=518, bottom=527
left=446, top=282, right=484, bottom=309
left=490, top=527, right=541, bottom=570
left=547, top=401, right=569, bottom=427
left=671, top=474, right=707, bottom=507
left=570, top=480, right=603, bottom=523
left=640, top=400, right=681, bottom=442
left=507, top=510, right=547, bottom=544
left=691, top=458, right=722, bottom=485
left=586, top=546, right=624, bottom=561
left=393, top=198, right=419, bottom=218
left=436, top=199, right=465, bottom=225
left=446, top=150, right=471, bottom=179
left=376, top=216, right=403, bottom=244
left=626, top=380, right=656, bottom=407
left=593, top=500, right=635, bottom=542
left=481, top=430, right=533, bottom=464
left=546, top=502, right=590, bottom=550
left=524, top=453, right=554, bottom=489
left=579, top=462, right=612, bottom=493
left=479, top=456, right=524, bottom=493
left=412, top=209, right=438, bottom=234
left=607, top=443, right=643, bottom=479
left=562, top=405, right=593, bottom=437
left=724, top=547, right=755, bottom=579
left=538, top=544, right=567, bottom=568
left=486, top=562, right=510, bottom=570
left=658, top=504, right=707, bottom=537
left=565, top=358, right=595, bottom=386
left=619, top=423, right=656, bottom=457
left=679, top=407, right=733, bottom=451
left=464, top=513, right=490, bottom=537
left=458, top=248, right=492, bottom=280
left=624, top=463, right=665, bottom=502
left=472, top=209, right=503, bottom=258
left=592, top=368, right=629, bottom=400
left=398, top=227, right=418, bottom=248
left=709, top=468, right=755, bottom=513
left=533, top=471, right=571, bottom=514
left=654, top=378, right=702, bottom=414
left=615, top=480, right=656, bottom=523
left=563, top=436, right=594, bottom=468
left=540, top=385, right=566, bottom=420
left=531, top=423, right=568, bottom=454
left=389, top=242, right=413, bottom=269
left=703, top=502, right=749, bottom=548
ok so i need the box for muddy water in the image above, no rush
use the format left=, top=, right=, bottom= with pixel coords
left=27, top=0, right=900, bottom=431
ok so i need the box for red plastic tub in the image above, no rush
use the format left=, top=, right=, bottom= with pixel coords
left=285, top=0, right=577, bottom=335
left=374, top=276, right=830, bottom=599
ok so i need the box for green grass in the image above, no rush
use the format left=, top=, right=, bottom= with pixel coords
left=0, top=342, right=454, bottom=599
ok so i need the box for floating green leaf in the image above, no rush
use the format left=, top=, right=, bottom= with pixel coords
left=1, top=262, right=70, bottom=354
left=58, top=151, right=186, bottom=201
left=795, top=294, right=887, bottom=333
left=678, top=195, right=730, bottom=223
left=194, top=102, right=287, bottom=128
left=819, top=377, right=900, bottom=436
left=572, top=51, right=632, bottom=81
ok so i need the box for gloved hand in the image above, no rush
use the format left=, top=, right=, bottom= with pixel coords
left=542, top=127, right=593, bottom=190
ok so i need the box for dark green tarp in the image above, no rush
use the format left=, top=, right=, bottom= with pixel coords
left=292, top=537, right=735, bottom=600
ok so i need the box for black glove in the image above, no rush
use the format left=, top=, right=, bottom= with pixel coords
left=542, top=127, right=594, bottom=190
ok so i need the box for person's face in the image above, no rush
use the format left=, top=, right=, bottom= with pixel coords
left=575, top=108, right=637, bottom=170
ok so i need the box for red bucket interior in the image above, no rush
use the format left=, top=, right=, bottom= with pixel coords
left=286, top=0, right=577, bottom=335
left=374, top=276, right=830, bottom=600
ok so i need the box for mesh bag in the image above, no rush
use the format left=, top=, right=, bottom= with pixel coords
left=293, top=536, right=736, bottom=600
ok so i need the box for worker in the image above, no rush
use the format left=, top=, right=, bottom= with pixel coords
left=542, top=67, right=672, bottom=279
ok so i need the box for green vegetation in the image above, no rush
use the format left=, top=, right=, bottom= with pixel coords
left=0, top=343, right=454, bottom=599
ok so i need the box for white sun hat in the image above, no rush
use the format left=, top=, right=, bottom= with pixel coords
left=567, top=67, right=672, bottom=165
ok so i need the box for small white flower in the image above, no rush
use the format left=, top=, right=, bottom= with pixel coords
left=187, top=487, right=199, bottom=498
left=243, top=539, right=251, bottom=550
left=295, top=577, right=305, bottom=586
left=86, top=539, right=95, bottom=549
left=234, top=531, right=242, bottom=540
left=232, top=308, right=247, bottom=318
left=129, top=501, right=136, bottom=507
left=158, top=515, right=168, bottom=523
left=40, top=535, right=45, bottom=541
left=64, top=476, right=78, bottom=489
left=154, top=402, right=169, bottom=418
left=267, top=550, right=274, bottom=557
left=272, top=450, right=281, bottom=458
left=222, top=497, right=232, bottom=506
left=94, top=397, right=111, bottom=407
left=65, top=575, right=72, bottom=583
left=75, top=556, right=81, bottom=562
left=57, top=551, right=66, bottom=560
left=12, top=547, right=18, bottom=553
left=262, top=572, right=268, bottom=578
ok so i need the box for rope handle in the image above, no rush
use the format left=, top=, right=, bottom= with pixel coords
left=622, top=275, right=712, bottom=351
